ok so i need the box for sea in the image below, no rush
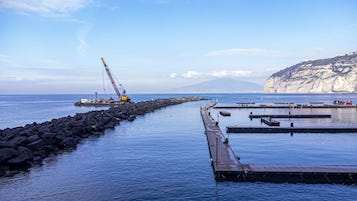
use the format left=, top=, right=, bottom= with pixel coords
left=0, top=93, right=357, bottom=201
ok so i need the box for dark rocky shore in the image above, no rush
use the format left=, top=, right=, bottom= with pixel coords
left=0, top=97, right=205, bottom=177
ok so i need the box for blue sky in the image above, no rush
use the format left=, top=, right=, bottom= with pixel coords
left=0, top=0, right=356, bottom=94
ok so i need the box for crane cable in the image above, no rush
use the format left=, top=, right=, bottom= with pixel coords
left=112, top=68, right=126, bottom=93
left=101, top=62, right=106, bottom=93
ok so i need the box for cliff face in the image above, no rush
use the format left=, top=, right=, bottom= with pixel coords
left=264, top=52, right=357, bottom=93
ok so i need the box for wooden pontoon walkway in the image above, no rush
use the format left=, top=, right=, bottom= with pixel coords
left=260, top=117, right=280, bottom=126
left=200, top=105, right=357, bottom=184
left=214, top=105, right=357, bottom=109
left=226, top=126, right=357, bottom=133
left=201, top=106, right=242, bottom=173
left=249, top=114, right=331, bottom=119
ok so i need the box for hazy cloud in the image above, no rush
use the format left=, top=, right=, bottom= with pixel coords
left=0, top=53, right=10, bottom=62
left=211, top=70, right=252, bottom=77
left=169, top=73, right=178, bottom=78
left=206, top=48, right=282, bottom=57
left=170, top=70, right=252, bottom=79
left=181, top=71, right=202, bottom=79
left=76, top=23, right=92, bottom=57
left=0, top=0, right=90, bottom=16
left=0, top=53, right=21, bottom=67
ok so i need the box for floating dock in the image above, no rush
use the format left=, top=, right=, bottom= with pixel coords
left=214, top=105, right=357, bottom=109
left=237, top=102, right=255, bottom=105
left=261, top=117, right=280, bottom=126
left=200, top=106, right=357, bottom=184
left=226, top=126, right=357, bottom=133
left=201, top=106, right=243, bottom=174
left=249, top=114, right=331, bottom=119
left=219, top=111, right=231, bottom=116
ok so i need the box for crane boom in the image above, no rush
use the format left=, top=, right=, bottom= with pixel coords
left=101, top=57, right=121, bottom=100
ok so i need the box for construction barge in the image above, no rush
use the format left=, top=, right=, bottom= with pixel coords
left=75, top=57, right=131, bottom=107
left=74, top=99, right=129, bottom=107
left=200, top=105, right=357, bottom=184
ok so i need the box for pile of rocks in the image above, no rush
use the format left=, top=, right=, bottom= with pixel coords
left=0, top=97, right=205, bottom=177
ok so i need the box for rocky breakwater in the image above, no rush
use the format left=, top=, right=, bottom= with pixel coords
left=0, top=97, right=205, bottom=177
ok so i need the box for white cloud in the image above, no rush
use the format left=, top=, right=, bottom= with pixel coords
left=0, top=0, right=90, bottom=16
left=0, top=53, right=10, bottom=62
left=210, top=70, right=251, bottom=78
left=206, top=48, right=282, bottom=57
left=92, top=1, right=119, bottom=11
left=170, top=70, right=252, bottom=79
left=169, top=73, right=178, bottom=78
left=181, top=70, right=202, bottom=78
left=0, top=53, right=21, bottom=67
left=76, top=23, right=92, bottom=56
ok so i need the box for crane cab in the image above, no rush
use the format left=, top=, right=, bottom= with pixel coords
left=120, top=95, right=131, bottom=103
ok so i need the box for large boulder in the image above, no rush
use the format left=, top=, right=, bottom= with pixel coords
left=27, top=134, right=40, bottom=143
left=8, top=136, right=28, bottom=146
left=27, top=139, right=45, bottom=151
left=6, top=146, right=33, bottom=168
left=0, top=148, right=19, bottom=163
left=41, top=132, right=58, bottom=145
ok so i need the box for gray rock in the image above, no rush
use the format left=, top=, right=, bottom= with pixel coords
left=8, top=136, right=28, bottom=146
left=128, top=115, right=136, bottom=122
left=27, top=134, right=40, bottom=143
left=27, top=139, right=45, bottom=151
left=6, top=146, right=33, bottom=168
left=1, top=130, right=16, bottom=141
left=0, top=148, right=19, bottom=163
left=41, top=132, right=57, bottom=145
left=0, top=141, right=15, bottom=148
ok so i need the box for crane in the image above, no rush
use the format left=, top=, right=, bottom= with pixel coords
left=101, top=57, right=130, bottom=103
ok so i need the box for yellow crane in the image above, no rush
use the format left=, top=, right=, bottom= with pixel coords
left=101, top=57, right=130, bottom=103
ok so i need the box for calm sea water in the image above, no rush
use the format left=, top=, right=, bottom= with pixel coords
left=0, top=93, right=357, bottom=200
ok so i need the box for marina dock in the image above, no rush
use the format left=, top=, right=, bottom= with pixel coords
left=260, top=117, right=280, bottom=126
left=200, top=106, right=243, bottom=174
left=249, top=114, right=331, bottom=118
left=219, top=111, right=231, bottom=116
left=200, top=105, right=357, bottom=184
left=214, top=105, right=357, bottom=109
left=226, top=126, right=357, bottom=133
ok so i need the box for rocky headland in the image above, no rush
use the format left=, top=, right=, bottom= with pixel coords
left=0, top=97, right=205, bottom=177
left=264, top=52, right=357, bottom=93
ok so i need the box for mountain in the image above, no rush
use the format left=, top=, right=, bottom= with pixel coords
left=173, top=78, right=262, bottom=93
left=264, top=52, right=357, bottom=93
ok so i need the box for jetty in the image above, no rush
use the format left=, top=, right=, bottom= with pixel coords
left=200, top=105, right=357, bottom=184
left=249, top=114, right=331, bottom=119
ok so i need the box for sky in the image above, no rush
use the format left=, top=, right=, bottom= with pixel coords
left=0, top=0, right=356, bottom=94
